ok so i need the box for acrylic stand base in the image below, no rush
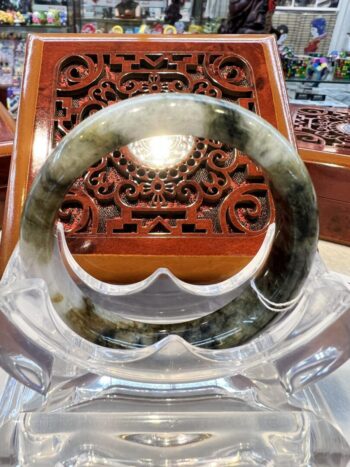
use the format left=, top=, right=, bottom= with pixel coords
left=0, top=251, right=350, bottom=465
left=1, top=368, right=350, bottom=466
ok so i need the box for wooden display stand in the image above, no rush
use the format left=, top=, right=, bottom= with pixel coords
left=0, top=102, right=15, bottom=230
left=0, top=34, right=296, bottom=283
left=291, top=105, right=350, bottom=246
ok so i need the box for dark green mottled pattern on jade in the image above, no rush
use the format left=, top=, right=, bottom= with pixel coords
left=20, top=94, right=319, bottom=350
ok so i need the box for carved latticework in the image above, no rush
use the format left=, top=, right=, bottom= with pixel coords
left=293, top=106, right=350, bottom=155
left=54, top=52, right=272, bottom=240
left=0, top=36, right=296, bottom=281
left=290, top=104, right=350, bottom=246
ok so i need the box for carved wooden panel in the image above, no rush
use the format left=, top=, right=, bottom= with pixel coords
left=55, top=52, right=271, bottom=241
left=291, top=104, right=350, bottom=246
left=1, top=35, right=296, bottom=282
left=293, top=106, right=350, bottom=155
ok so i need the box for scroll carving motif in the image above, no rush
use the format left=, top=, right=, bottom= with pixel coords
left=54, top=52, right=272, bottom=238
left=293, top=107, right=350, bottom=153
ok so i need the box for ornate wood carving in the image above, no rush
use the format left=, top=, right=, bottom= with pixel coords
left=1, top=36, right=296, bottom=282
left=291, top=104, right=350, bottom=246
left=293, top=106, right=350, bottom=155
left=55, top=52, right=271, bottom=241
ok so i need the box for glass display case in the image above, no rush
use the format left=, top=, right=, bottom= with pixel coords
left=0, top=1, right=75, bottom=114
left=77, top=0, right=195, bottom=33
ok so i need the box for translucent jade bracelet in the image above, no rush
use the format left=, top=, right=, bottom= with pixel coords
left=20, top=94, right=318, bottom=350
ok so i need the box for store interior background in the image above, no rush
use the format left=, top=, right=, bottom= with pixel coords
left=0, top=0, right=349, bottom=274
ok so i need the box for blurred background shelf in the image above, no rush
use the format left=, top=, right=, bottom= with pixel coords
left=0, top=25, right=72, bottom=33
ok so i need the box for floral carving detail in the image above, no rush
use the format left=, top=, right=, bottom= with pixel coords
left=54, top=52, right=272, bottom=238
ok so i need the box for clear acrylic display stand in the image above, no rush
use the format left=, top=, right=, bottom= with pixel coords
left=1, top=249, right=350, bottom=465
left=0, top=94, right=350, bottom=466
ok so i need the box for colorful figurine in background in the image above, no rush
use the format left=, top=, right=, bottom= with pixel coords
left=152, top=23, right=164, bottom=34
left=139, top=22, right=169, bottom=34
left=59, top=9, right=67, bottom=27
left=138, top=23, right=151, bottom=34
left=283, top=57, right=308, bottom=79
left=0, top=9, right=25, bottom=24
left=280, top=46, right=294, bottom=61
left=6, top=86, right=20, bottom=117
left=334, top=57, right=350, bottom=81
left=275, top=24, right=294, bottom=58
left=111, top=24, right=124, bottom=33
left=32, top=10, right=46, bottom=25
left=47, top=10, right=61, bottom=26
left=188, top=23, right=203, bottom=34
left=203, top=17, right=222, bottom=34
left=306, top=57, right=329, bottom=81
left=46, top=10, right=54, bottom=24
left=163, top=24, right=177, bottom=34
left=12, top=9, right=24, bottom=24
left=175, top=20, right=185, bottom=34
left=0, top=10, right=12, bottom=24
left=304, top=17, right=327, bottom=54
left=276, top=24, right=288, bottom=51
left=81, top=23, right=97, bottom=33
left=115, top=0, right=141, bottom=18
left=164, top=0, right=183, bottom=25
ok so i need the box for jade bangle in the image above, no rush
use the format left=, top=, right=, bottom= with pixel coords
left=20, top=94, right=318, bottom=349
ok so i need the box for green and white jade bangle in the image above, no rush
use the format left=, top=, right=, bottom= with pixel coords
left=20, top=94, right=318, bottom=350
